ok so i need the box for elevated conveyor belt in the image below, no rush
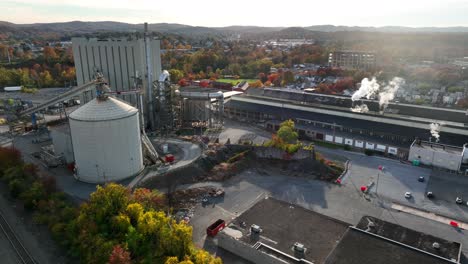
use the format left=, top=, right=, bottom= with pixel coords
left=19, top=80, right=100, bottom=117
left=141, top=131, right=159, bottom=163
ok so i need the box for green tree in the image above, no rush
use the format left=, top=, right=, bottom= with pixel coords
left=277, top=120, right=298, bottom=144
left=169, top=69, right=184, bottom=84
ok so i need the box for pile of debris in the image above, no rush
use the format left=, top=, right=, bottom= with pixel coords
left=169, top=186, right=225, bottom=209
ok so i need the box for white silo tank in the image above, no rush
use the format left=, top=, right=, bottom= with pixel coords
left=69, top=97, right=144, bottom=183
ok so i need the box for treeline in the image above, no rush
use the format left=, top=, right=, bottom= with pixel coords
left=162, top=42, right=328, bottom=79
left=0, top=44, right=75, bottom=88
left=0, top=146, right=221, bottom=264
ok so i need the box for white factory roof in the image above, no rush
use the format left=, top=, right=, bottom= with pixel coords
left=69, top=97, right=137, bottom=121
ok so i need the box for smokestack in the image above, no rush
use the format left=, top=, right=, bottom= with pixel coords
left=144, top=22, right=155, bottom=130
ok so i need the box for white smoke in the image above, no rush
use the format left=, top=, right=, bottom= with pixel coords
left=351, top=77, right=380, bottom=101
left=379, top=77, right=405, bottom=110
left=429, top=123, right=441, bottom=142
left=351, top=77, right=405, bottom=112
left=350, top=104, right=369, bottom=113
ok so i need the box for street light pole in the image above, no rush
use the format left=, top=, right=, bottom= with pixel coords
left=375, top=172, right=380, bottom=195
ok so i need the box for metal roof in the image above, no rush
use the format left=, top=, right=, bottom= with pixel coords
left=69, top=97, right=137, bottom=121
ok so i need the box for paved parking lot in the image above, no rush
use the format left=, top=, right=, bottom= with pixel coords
left=345, top=156, right=432, bottom=206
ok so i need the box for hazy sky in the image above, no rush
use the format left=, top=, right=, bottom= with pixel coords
left=3, top=0, right=468, bottom=27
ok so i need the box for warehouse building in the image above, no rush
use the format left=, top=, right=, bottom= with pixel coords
left=218, top=198, right=462, bottom=264
left=224, top=89, right=468, bottom=148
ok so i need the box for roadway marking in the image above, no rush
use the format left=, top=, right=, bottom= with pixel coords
left=392, top=203, right=467, bottom=229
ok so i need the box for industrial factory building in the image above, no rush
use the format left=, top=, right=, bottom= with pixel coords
left=224, top=88, right=468, bottom=156
left=218, top=198, right=462, bottom=264
left=72, top=30, right=162, bottom=130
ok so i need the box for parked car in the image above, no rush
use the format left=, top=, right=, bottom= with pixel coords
left=456, top=197, right=463, bottom=204
left=418, top=176, right=425, bottom=182
left=405, top=192, right=412, bottom=199
left=426, top=192, right=434, bottom=198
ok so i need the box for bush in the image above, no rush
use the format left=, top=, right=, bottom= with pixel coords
left=8, top=178, right=25, bottom=197
left=20, top=181, right=46, bottom=210
left=343, top=145, right=351, bottom=151
left=286, top=143, right=301, bottom=154
left=364, top=149, right=375, bottom=156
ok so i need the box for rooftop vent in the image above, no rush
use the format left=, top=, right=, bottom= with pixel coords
left=365, top=220, right=375, bottom=232
left=432, top=242, right=440, bottom=250
left=251, top=224, right=262, bottom=234
left=293, top=242, right=306, bottom=253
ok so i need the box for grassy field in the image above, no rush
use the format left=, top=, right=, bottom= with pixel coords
left=216, top=78, right=258, bottom=84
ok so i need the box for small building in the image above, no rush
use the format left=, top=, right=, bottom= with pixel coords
left=233, top=81, right=249, bottom=92
left=409, top=139, right=465, bottom=171
left=3, top=86, right=22, bottom=92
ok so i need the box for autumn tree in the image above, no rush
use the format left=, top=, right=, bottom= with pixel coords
left=43, top=46, right=59, bottom=62
left=169, top=69, right=184, bottom=84
left=249, top=80, right=263, bottom=88
left=108, top=245, right=132, bottom=264
left=282, top=71, right=295, bottom=85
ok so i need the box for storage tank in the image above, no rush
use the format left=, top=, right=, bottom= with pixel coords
left=69, top=97, right=143, bottom=183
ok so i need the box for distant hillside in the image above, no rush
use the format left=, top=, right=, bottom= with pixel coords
left=2, top=21, right=468, bottom=41
left=305, top=24, right=468, bottom=33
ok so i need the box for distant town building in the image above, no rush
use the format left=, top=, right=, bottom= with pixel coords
left=328, top=51, right=376, bottom=70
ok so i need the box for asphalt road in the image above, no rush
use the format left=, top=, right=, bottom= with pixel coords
left=129, top=138, right=202, bottom=188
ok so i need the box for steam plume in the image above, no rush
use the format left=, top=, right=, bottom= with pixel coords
left=350, top=104, right=369, bottom=113
left=351, top=77, right=380, bottom=101
left=379, top=77, right=405, bottom=110
left=429, top=123, right=441, bottom=142
left=351, top=77, right=405, bottom=112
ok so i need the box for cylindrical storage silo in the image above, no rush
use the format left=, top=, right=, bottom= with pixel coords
left=69, top=97, right=144, bottom=183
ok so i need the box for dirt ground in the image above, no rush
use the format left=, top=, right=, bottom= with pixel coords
left=143, top=144, right=345, bottom=193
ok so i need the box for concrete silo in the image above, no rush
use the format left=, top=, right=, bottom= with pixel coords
left=69, top=97, right=144, bottom=183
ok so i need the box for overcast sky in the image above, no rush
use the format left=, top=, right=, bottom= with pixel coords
left=3, top=0, right=468, bottom=27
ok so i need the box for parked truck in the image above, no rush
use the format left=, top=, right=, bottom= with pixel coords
left=206, top=219, right=225, bottom=237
